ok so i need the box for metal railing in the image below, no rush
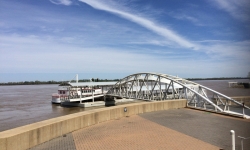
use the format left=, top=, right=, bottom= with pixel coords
left=238, top=136, right=250, bottom=150
left=106, top=72, right=249, bottom=118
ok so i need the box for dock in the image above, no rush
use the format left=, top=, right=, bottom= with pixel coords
left=228, top=81, right=250, bottom=88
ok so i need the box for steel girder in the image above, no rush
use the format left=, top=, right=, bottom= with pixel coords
left=106, top=72, right=249, bottom=116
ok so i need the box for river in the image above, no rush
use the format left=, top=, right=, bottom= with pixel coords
left=0, top=79, right=249, bottom=131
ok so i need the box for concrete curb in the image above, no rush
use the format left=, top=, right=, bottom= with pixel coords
left=0, top=99, right=187, bottom=150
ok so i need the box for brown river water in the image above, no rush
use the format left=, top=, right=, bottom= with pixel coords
left=0, top=79, right=250, bottom=131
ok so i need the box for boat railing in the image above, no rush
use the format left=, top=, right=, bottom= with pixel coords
left=60, top=95, right=70, bottom=102
left=63, top=94, right=104, bottom=101
left=60, top=95, right=82, bottom=101
left=52, top=93, right=60, bottom=97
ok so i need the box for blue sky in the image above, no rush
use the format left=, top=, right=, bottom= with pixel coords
left=0, top=0, right=250, bottom=82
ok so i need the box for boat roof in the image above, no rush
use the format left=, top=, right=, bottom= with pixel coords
left=68, top=82, right=117, bottom=87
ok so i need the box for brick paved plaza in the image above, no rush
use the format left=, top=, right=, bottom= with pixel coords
left=30, top=108, right=250, bottom=150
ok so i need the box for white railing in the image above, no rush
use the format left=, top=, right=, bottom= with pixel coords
left=238, top=136, right=250, bottom=150
left=106, top=72, right=250, bottom=118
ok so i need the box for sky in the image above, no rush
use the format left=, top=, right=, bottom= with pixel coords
left=0, top=0, right=250, bottom=82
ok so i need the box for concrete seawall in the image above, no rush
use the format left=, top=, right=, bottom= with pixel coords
left=0, top=99, right=187, bottom=150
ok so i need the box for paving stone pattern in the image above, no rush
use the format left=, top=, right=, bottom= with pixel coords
left=72, top=114, right=219, bottom=150
left=30, top=108, right=250, bottom=150
left=29, top=133, right=76, bottom=150
left=139, top=108, right=250, bottom=150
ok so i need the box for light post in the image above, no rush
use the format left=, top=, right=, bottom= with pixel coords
left=230, top=130, right=235, bottom=150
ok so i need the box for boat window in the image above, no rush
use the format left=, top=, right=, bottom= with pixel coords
left=63, top=91, right=65, bottom=94
left=60, top=91, right=62, bottom=94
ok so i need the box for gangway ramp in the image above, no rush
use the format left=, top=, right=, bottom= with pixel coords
left=106, top=72, right=250, bottom=119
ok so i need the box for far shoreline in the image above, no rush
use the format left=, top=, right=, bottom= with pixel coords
left=0, top=77, right=249, bottom=86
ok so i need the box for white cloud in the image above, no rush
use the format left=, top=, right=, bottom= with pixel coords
left=50, top=0, right=72, bottom=6
left=78, top=0, right=199, bottom=50
left=0, top=36, right=175, bottom=74
left=0, top=34, right=249, bottom=78
left=128, top=40, right=173, bottom=47
left=194, top=40, right=223, bottom=43
left=204, top=40, right=250, bottom=60
left=211, top=0, right=250, bottom=21
left=170, top=13, right=204, bottom=26
left=1, top=1, right=249, bottom=78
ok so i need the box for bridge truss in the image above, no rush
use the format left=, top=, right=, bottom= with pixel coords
left=106, top=73, right=249, bottom=118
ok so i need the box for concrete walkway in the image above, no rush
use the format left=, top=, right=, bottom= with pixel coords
left=30, top=108, right=250, bottom=150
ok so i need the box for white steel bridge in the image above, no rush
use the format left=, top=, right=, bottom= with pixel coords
left=106, top=72, right=250, bottom=118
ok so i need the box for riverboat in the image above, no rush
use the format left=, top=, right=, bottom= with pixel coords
left=51, top=75, right=116, bottom=104
left=51, top=84, right=103, bottom=104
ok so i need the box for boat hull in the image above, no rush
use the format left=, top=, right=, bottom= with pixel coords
left=51, top=97, right=61, bottom=104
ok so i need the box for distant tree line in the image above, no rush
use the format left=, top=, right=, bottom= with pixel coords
left=186, top=77, right=250, bottom=81
left=0, top=80, right=61, bottom=86
left=76, top=78, right=120, bottom=82
left=0, top=77, right=249, bottom=86
left=0, top=79, right=120, bottom=86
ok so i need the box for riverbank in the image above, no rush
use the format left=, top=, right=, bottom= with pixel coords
left=0, top=79, right=119, bottom=86
left=0, top=77, right=249, bottom=86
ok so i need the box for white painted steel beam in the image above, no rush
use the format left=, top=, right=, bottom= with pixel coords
left=106, top=72, right=249, bottom=118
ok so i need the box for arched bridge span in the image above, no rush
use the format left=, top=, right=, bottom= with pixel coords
left=106, top=72, right=249, bottom=118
